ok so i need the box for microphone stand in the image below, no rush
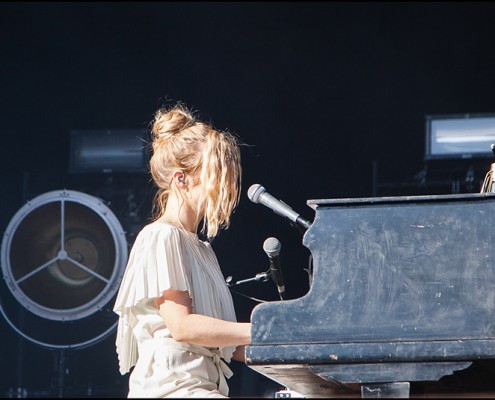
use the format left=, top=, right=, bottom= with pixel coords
left=226, top=271, right=270, bottom=287
left=227, top=271, right=287, bottom=301
left=226, top=268, right=282, bottom=303
left=230, top=267, right=301, bottom=399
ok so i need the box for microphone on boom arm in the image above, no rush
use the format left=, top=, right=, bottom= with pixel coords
left=263, top=237, right=285, bottom=300
left=224, top=237, right=287, bottom=302
left=247, top=184, right=312, bottom=232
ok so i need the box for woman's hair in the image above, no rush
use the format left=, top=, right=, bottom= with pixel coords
left=149, top=104, right=241, bottom=239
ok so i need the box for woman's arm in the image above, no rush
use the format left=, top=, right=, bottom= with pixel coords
left=154, top=288, right=251, bottom=348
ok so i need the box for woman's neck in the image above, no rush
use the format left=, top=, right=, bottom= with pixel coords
left=160, top=191, right=201, bottom=234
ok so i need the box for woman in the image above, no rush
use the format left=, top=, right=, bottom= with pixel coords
left=113, top=104, right=251, bottom=398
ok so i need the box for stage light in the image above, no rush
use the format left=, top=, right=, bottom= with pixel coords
left=1, top=190, right=128, bottom=348
left=425, top=113, right=495, bottom=160
left=69, top=129, right=148, bottom=174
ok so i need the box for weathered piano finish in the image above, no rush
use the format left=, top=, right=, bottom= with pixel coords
left=246, top=193, right=495, bottom=398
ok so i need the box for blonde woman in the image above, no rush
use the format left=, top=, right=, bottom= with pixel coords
left=113, top=104, right=251, bottom=398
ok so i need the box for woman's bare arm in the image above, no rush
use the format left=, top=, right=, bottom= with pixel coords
left=154, top=288, right=251, bottom=348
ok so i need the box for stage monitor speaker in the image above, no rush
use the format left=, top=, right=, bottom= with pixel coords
left=0, top=190, right=128, bottom=349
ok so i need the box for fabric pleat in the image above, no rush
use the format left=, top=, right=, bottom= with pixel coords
left=113, top=221, right=237, bottom=376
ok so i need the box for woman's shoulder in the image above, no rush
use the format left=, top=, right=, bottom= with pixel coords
left=138, top=219, right=176, bottom=236
left=132, top=220, right=209, bottom=255
left=131, top=220, right=180, bottom=248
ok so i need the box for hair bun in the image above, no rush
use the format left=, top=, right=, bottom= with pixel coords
left=152, top=106, right=196, bottom=139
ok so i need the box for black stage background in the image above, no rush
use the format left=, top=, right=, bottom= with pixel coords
left=1, top=2, right=495, bottom=398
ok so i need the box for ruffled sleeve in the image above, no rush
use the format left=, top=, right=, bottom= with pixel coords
left=113, top=222, right=192, bottom=374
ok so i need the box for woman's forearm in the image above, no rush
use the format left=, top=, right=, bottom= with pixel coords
left=157, top=290, right=251, bottom=349
left=160, top=306, right=251, bottom=348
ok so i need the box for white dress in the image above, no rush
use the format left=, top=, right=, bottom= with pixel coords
left=113, top=220, right=238, bottom=398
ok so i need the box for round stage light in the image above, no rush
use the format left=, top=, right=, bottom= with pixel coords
left=0, top=190, right=129, bottom=348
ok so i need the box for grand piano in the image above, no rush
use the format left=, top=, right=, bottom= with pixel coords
left=246, top=193, right=495, bottom=398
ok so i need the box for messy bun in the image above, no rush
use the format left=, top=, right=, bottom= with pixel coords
left=151, top=106, right=196, bottom=140
left=149, top=104, right=241, bottom=239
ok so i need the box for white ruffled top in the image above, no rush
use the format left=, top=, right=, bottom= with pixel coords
left=113, top=220, right=237, bottom=375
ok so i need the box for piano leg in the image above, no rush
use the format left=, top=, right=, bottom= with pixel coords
left=361, top=382, right=410, bottom=398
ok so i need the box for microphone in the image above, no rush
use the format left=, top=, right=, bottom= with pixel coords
left=263, top=237, right=285, bottom=300
left=247, top=184, right=312, bottom=230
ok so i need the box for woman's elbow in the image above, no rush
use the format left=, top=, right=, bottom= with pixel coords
left=158, top=299, right=194, bottom=343
left=167, top=319, right=194, bottom=343
left=171, top=332, right=190, bottom=343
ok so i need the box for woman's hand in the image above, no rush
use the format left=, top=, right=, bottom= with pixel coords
left=232, top=345, right=246, bottom=362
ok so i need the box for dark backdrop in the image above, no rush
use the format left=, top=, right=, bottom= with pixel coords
left=1, top=2, right=495, bottom=398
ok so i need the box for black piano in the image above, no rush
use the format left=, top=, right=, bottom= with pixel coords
left=246, top=193, right=495, bottom=398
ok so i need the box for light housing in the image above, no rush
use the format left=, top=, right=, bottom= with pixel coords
left=425, top=113, right=495, bottom=160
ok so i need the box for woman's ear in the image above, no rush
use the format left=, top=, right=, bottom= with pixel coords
left=173, top=170, right=186, bottom=186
